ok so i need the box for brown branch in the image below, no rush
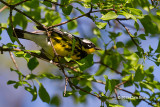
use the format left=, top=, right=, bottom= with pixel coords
left=48, top=8, right=115, bottom=29
left=115, top=80, right=128, bottom=87
left=114, top=88, right=118, bottom=100
left=9, top=51, right=20, bottom=71
left=9, top=8, right=24, bottom=47
left=63, top=77, right=68, bottom=96
left=0, top=0, right=42, bottom=26
left=68, top=79, right=100, bottom=99
left=116, top=20, right=139, bottom=48
left=13, top=0, right=31, bottom=7
left=0, top=5, right=8, bottom=12
left=0, top=26, right=7, bottom=29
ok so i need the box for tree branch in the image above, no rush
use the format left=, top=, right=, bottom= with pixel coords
left=116, top=20, right=139, bottom=48
left=48, top=8, right=116, bottom=29
left=13, top=0, right=31, bottom=7
left=9, top=51, right=20, bottom=71
left=94, top=61, right=122, bottom=75
left=68, top=79, right=101, bottom=99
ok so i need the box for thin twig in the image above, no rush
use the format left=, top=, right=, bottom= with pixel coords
left=116, top=20, right=139, bottom=48
left=94, top=61, right=122, bottom=75
left=9, top=8, right=23, bottom=47
left=0, top=26, right=7, bottom=29
left=13, top=0, right=31, bottom=7
left=48, top=8, right=115, bottom=29
left=64, top=77, right=68, bottom=96
left=115, top=80, right=128, bottom=87
left=9, top=51, right=20, bottom=71
left=68, top=79, right=100, bottom=99
left=114, top=88, right=118, bottom=100
left=0, top=5, right=8, bottom=12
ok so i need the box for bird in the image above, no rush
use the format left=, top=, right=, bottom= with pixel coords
left=13, top=28, right=101, bottom=62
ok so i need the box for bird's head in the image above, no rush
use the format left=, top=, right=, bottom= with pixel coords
left=81, top=39, right=101, bottom=54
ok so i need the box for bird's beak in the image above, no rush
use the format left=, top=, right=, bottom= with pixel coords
left=94, top=47, right=101, bottom=50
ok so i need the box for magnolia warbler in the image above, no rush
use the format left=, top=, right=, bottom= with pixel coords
left=13, top=28, right=101, bottom=62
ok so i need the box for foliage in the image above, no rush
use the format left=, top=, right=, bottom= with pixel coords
left=0, top=0, right=160, bottom=107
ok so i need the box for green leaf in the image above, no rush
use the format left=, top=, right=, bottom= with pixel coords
left=138, top=34, right=146, bottom=40
left=82, top=0, right=91, bottom=2
left=75, top=7, right=85, bottom=14
left=78, top=54, right=94, bottom=71
left=6, top=43, right=17, bottom=48
left=145, top=66, right=154, bottom=74
left=62, top=5, right=73, bottom=15
left=140, top=15, right=158, bottom=34
left=155, top=40, right=160, bottom=53
left=140, top=82, right=154, bottom=92
left=13, top=13, right=28, bottom=29
left=41, top=1, right=52, bottom=7
left=122, top=75, right=134, bottom=87
left=64, top=91, right=75, bottom=97
left=79, top=86, right=92, bottom=95
left=120, top=11, right=136, bottom=20
left=38, top=83, right=50, bottom=103
left=39, top=73, right=62, bottom=79
left=26, top=50, right=41, bottom=55
left=67, top=20, right=77, bottom=30
left=7, top=80, right=17, bottom=85
left=127, top=8, right=143, bottom=16
left=24, top=0, right=39, bottom=8
left=106, top=102, right=124, bottom=107
left=25, top=86, right=37, bottom=101
left=134, top=65, right=145, bottom=81
left=24, top=53, right=31, bottom=62
left=104, top=75, right=109, bottom=92
left=95, top=22, right=107, bottom=29
left=95, top=65, right=107, bottom=76
left=27, top=57, right=39, bottom=71
left=108, top=80, right=118, bottom=93
left=0, top=23, right=2, bottom=35
left=100, top=11, right=118, bottom=21
left=14, top=82, right=23, bottom=89
left=14, top=51, right=25, bottom=57
left=64, top=57, right=72, bottom=62
left=156, top=10, right=160, bottom=16
left=116, top=42, right=124, bottom=48
left=50, top=95, right=61, bottom=106
left=93, top=28, right=101, bottom=37
left=124, top=53, right=139, bottom=66
left=26, top=74, right=37, bottom=80
left=109, top=32, right=122, bottom=40
left=61, top=0, right=70, bottom=5
left=134, top=21, right=139, bottom=31
left=7, top=26, right=15, bottom=43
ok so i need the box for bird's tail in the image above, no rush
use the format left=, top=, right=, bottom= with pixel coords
left=13, top=28, right=26, bottom=39
left=13, top=28, right=37, bottom=39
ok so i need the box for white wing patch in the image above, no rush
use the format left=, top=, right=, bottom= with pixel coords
left=82, top=39, right=92, bottom=44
